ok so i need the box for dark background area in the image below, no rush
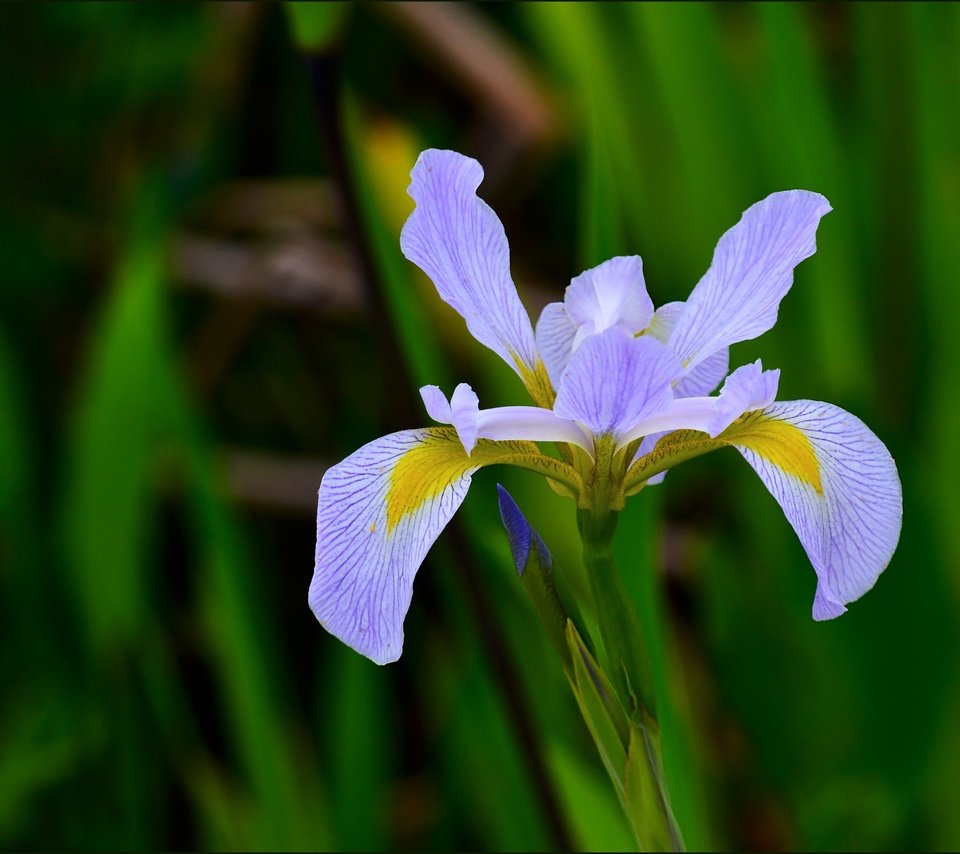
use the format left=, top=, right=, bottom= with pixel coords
left=1, top=3, right=957, bottom=850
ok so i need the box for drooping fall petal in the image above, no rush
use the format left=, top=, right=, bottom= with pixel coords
left=310, top=428, right=548, bottom=663
left=723, top=401, right=901, bottom=617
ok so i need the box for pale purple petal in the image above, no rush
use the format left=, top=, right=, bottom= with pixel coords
left=565, top=256, right=654, bottom=345
left=620, top=396, right=719, bottom=445
left=554, top=328, right=681, bottom=440
left=730, top=401, right=902, bottom=619
left=310, top=429, right=480, bottom=664
left=420, top=383, right=481, bottom=454
left=623, top=362, right=777, bottom=475
left=420, top=384, right=452, bottom=423
left=477, top=405, right=593, bottom=453
left=450, top=383, right=480, bottom=454
left=535, top=302, right=577, bottom=387
left=675, top=347, right=729, bottom=397
left=423, top=382, right=590, bottom=453
left=670, top=191, right=832, bottom=373
left=645, top=301, right=683, bottom=344
left=646, top=300, right=729, bottom=397
left=400, top=149, right=539, bottom=377
left=707, top=360, right=780, bottom=437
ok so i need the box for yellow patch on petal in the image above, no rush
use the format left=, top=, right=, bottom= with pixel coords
left=516, top=357, right=555, bottom=408
left=385, top=429, right=474, bottom=532
left=722, top=411, right=823, bottom=494
left=385, top=429, right=550, bottom=532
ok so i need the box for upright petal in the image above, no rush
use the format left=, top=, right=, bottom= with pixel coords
left=565, top=256, right=654, bottom=344
left=646, top=300, right=729, bottom=397
left=675, top=348, right=730, bottom=397
left=535, top=302, right=577, bottom=387
left=645, top=301, right=684, bottom=343
left=400, top=149, right=539, bottom=378
left=310, top=428, right=546, bottom=663
left=722, top=401, right=902, bottom=618
left=536, top=258, right=655, bottom=386
left=554, top=328, right=681, bottom=441
left=670, top=191, right=832, bottom=373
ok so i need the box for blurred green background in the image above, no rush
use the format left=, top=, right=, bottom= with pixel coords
left=1, top=2, right=957, bottom=850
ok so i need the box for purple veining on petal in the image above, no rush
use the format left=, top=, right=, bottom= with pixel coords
left=554, top=328, right=681, bottom=440
left=400, top=149, right=539, bottom=377
left=310, top=429, right=480, bottom=664
left=675, top=347, right=730, bottom=397
left=645, top=299, right=730, bottom=397
left=535, top=302, right=578, bottom=387
left=733, top=400, right=902, bottom=619
left=670, top=190, right=832, bottom=374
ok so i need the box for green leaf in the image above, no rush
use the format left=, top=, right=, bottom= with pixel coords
left=286, top=2, right=349, bottom=53
left=624, top=720, right=684, bottom=853
left=565, top=621, right=629, bottom=801
left=546, top=740, right=636, bottom=852
left=60, top=177, right=175, bottom=657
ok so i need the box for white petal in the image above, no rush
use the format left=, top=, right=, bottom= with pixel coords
left=707, top=360, right=780, bottom=436
left=450, top=383, right=481, bottom=454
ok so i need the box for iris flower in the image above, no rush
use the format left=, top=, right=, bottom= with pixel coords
left=309, top=149, right=902, bottom=665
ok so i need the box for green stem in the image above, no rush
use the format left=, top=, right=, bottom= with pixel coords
left=577, top=508, right=684, bottom=852
left=578, top=508, right=657, bottom=718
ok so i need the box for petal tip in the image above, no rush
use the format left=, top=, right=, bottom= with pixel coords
left=407, top=148, right=483, bottom=199
left=812, top=590, right=848, bottom=621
